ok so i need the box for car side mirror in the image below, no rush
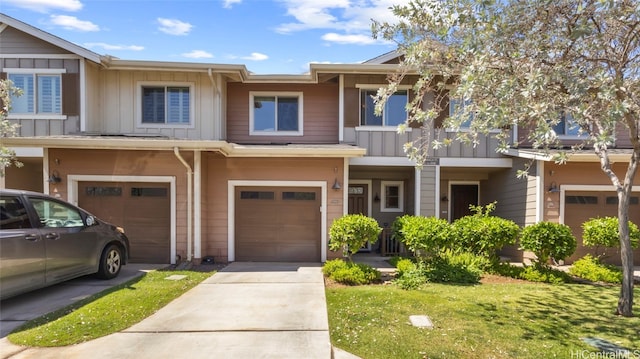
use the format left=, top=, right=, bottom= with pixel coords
left=85, top=215, right=96, bottom=226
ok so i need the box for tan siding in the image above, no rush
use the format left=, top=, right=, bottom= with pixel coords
left=419, top=166, right=436, bottom=217
left=226, top=82, right=339, bottom=144
left=615, top=122, right=633, bottom=148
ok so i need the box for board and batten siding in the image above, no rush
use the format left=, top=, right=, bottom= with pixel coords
left=226, top=82, right=339, bottom=144
left=94, top=70, right=218, bottom=139
left=419, top=165, right=437, bottom=217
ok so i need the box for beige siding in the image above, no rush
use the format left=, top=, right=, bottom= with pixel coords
left=226, top=82, right=339, bottom=144
left=92, top=70, right=220, bottom=139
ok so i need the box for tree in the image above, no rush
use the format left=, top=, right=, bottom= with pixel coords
left=372, top=0, right=639, bottom=316
left=1, top=78, right=22, bottom=176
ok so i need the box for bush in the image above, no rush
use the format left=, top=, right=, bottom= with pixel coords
left=424, top=251, right=485, bottom=284
left=394, top=266, right=428, bottom=290
left=322, top=259, right=381, bottom=285
left=518, top=265, right=573, bottom=284
left=582, top=217, right=640, bottom=255
left=392, top=215, right=451, bottom=257
left=488, top=261, right=525, bottom=278
left=520, top=222, right=577, bottom=265
left=394, top=258, right=417, bottom=277
left=450, top=202, right=520, bottom=258
left=329, top=214, right=382, bottom=260
left=569, top=254, right=622, bottom=284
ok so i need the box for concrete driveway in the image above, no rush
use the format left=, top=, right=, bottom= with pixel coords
left=0, top=263, right=167, bottom=338
left=1, top=262, right=332, bottom=359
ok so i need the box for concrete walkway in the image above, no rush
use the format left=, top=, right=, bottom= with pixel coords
left=1, top=262, right=331, bottom=359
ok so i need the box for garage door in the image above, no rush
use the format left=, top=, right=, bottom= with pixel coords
left=564, top=191, right=640, bottom=265
left=78, top=182, right=171, bottom=263
left=235, top=186, right=321, bottom=262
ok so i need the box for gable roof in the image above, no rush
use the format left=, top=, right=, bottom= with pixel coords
left=0, top=13, right=102, bottom=63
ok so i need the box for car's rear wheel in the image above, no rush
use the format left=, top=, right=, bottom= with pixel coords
left=96, top=244, right=122, bottom=279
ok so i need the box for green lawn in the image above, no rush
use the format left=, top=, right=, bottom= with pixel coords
left=8, top=270, right=213, bottom=347
left=326, top=282, right=640, bottom=359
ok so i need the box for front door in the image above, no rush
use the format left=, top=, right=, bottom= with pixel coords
left=451, top=184, right=479, bottom=221
left=348, top=185, right=368, bottom=215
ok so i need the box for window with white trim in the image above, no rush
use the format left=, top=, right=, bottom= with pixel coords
left=250, top=92, right=303, bottom=135
left=381, top=181, right=404, bottom=212
left=360, top=88, right=408, bottom=127
left=139, top=83, right=193, bottom=126
left=8, top=73, right=61, bottom=115
left=552, top=112, right=582, bottom=137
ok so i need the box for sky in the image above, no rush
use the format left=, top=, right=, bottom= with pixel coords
left=0, top=0, right=408, bottom=74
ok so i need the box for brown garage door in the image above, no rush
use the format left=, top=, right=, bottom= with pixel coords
left=235, top=186, right=321, bottom=262
left=78, top=182, right=171, bottom=263
left=563, top=191, right=640, bottom=265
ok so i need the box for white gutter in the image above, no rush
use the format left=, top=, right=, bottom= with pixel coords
left=173, top=147, right=193, bottom=262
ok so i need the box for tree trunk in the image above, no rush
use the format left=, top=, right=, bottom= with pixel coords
left=617, top=191, right=634, bottom=317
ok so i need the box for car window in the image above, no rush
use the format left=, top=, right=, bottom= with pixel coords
left=0, top=196, right=33, bottom=229
left=29, top=197, right=84, bottom=228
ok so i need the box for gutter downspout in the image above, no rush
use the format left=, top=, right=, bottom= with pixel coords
left=174, top=147, right=193, bottom=262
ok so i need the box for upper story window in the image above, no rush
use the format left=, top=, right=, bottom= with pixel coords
left=138, top=82, right=194, bottom=127
left=359, top=87, right=408, bottom=127
left=448, top=97, right=473, bottom=130
left=381, top=181, right=404, bottom=212
left=8, top=71, right=62, bottom=116
left=552, top=112, right=582, bottom=137
left=250, top=91, right=303, bottom=136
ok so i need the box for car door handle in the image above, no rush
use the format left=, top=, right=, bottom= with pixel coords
left=24, top=234, right=40, bottom=241
left=45, top=233, right=60, bottom=240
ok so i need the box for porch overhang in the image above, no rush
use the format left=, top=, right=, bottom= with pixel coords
left=506, top=148, right=635, bottom=163
left=4, top=136, right=366, bottom=158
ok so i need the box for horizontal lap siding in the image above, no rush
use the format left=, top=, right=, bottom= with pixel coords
left=226, top=82, right=339, bottom=144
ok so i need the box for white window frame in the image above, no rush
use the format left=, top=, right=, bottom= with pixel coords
left=381, top=180, right=404, bottom=212
left=137, top=81, right=195, bottom=128
left=552, top=112, right=585, bottom=139
left=357, top=84, right=410, bottom=128
left=249, top=91, right=304, bottom=136
left=5, top=68, right=67, bottom=120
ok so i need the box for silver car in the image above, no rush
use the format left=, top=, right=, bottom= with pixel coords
left=0, top=189, right=130, bottom=300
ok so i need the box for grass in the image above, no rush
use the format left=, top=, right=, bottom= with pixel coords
left=326, top=282, right=640, bottom=359
left=8, top=270, right=213, bottom=347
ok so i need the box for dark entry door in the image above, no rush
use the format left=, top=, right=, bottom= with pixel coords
left=348, top=185, right=368, bottom=215
left=451, top=184, right=479, bottom=221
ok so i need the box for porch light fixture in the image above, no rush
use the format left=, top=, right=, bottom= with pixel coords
left=548, top=182, right=560, bottom=193
left=374, top=193, right=380, bottom=202
left=332, top=178, right=341, bottom=190
left=47, top=170, right=62, bottom=184
left=441, top=195, right=448, bottom=202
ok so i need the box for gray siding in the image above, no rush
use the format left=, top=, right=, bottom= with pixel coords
left=419, top=166, right=437, bottom=217
left=0, top=27, right=70, bottom=55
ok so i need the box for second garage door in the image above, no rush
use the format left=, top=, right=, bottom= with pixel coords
left=78, top=182, right=171, bottom=263
left=235, top=186, right=321, bottom=262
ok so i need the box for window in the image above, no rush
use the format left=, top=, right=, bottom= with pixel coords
left=381, top=181, right=404, bottom=212
left=29, top=197, right=84, bottom=228
left=449, top=97, right=473, bottom=129
left=250, top=92, right=303, bottom=135
left=0, top=196, right=32, bottom=229
left=552, top=112, right=582, bottom=137
left=8, top=73, right=61, bottom=115
left=139, top=83, right=193, bottom=126
left=360, top=89, right=407, bottom=127
left=240, top=191, right=275, bottom=200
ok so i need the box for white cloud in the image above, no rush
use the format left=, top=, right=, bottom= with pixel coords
left=182, top=50, right=214, bottom=59
left=50, top=15, right=99, bottom=32
left=223, top=0, right=242, bottom=9
left=2, top=0, right=82, bottom=13
left=157, top=18, right=193, bottom=36
left=242, top=52, right=268, bottom=61
left=321, top=32, right=379, bottom=45
left=84, top=42, right=144, bottom=51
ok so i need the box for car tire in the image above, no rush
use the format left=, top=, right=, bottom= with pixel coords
left=96, top=244, right=123, bottom=279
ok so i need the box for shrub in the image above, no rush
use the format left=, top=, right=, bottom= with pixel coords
left=582, top=217, right=640, bottom=257
left=394, top=258, right=417, bottom=277
left=450, top=202, right=520, bottom=258
left=392, top=215, right=451, bottom=258
left=323, top=259, right=381, bottom=285
left=520, top=222, right=577, bottom=265
left=488, top=261, right=525, bottom=278
left=569, top=254, right=622, bottom=284
left=518, top=265, right=573, bottom=284
left=329, top=214, right=382, bottom=260
left=424, top=251, right=484, bottom=284
left=394, top=266, right=428, bottom=290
